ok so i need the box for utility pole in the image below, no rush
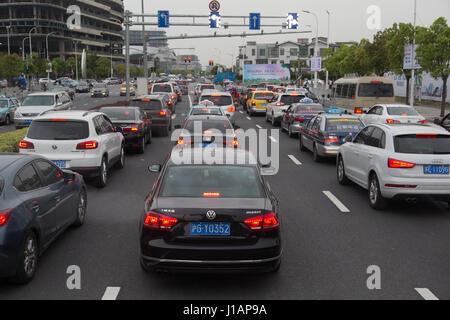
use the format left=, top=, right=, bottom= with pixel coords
left=302, top=11, right=319, bottom=88
left=74, top=41, right=79, bottom=81
left=142, top=0, right=148, bottom=80
left=125, top=10, right=131, bottom=99
left=326, top=10, right=330, bottom=90
left=410, top=0, right=417, bottom=107
left=6, top=26, right=10, bottom=55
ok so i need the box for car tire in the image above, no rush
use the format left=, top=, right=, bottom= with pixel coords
left=265, top=113, right=270, bottom=122
left=72, top=189, right=87, bottom=227
left=11, top=230, right=38, bottom=284
left=337, top=156, right=350, bottom=185
left=5, top=115, right=11, bottom=126
left=271, top=114, right=278, bottom=127
left=146, top=130, right=152, bottom=145
left=299, top=134, right=306, bottom=151
left=137, top=136, right=145, bottom=154
left=368, top=173, right=388, bottom=210
left=288, top=126, right=295, bottom=138
left=115, top=146, right=125, bottom=169
left=94, top=157, right=108, bottom=188
left=313, top=144, right=321, bottom=162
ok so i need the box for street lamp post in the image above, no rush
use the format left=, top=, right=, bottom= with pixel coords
left=141, top=0, right=148, bottom=79
left=326, top=10, right=330, bottom=90
left=28, top=27, right=36, bottom=60
left=46, top=32, right=56, bottom=81
left=74, top=41, right=79, bottom=81
left=302, top=10, right=319, bottom=88
left=6, top=26, right=11, bottom=55
left=22, top=37, right=29, bottom=60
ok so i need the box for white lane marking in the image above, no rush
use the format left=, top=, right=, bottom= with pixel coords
left=415, top=288, right=439, bottom=300
left=239, top=111, right=244, bottom=114
left=188, top=94, right=192, bottom=108
left=101, top=287, right=121, bottom=300
left=171, top=114, right=176, bottom=120
left=288, top=154, right=302, bottom=165
left=322, top=191, right=350, bottom=213
left=246, top=116, right=251, bottom=120
left=256, top=124, right=262, bottom=129
left=269, top=136, right=277, bottom=143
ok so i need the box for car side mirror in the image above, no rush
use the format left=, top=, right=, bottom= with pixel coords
left=148, top=164, right=162, bottom=173
left=344, top=135, right=353, bottom=143
left=433, top=118, right=441, bottom=125
left=174, top=124, right=182, bottom=129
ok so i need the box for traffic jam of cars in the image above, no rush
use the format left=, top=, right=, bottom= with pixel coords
left=0, top=75, right=448, bottom=304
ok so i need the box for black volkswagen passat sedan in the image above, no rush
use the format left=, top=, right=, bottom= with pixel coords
left=0, top=153, right=87, bottom=283
left=140, top=147, right=282, bottom=273
left=99, top=106, right=152, bottom=154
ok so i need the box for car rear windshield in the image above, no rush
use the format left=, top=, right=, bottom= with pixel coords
left=130, top=100, right=162, bottom=110
left=190, top=108, right=223, bottom=116
left=100, top=108, right=137, bottom=121
left=394, top=134, right=450, bottom=154
left=160, top=166, right=264, bottom=198
left=280, top=95, right=306, bottom=104
left=184, top=120, right=232, bottom=134
left=22, top=96, right=54, bottom=107
left=200, top=95, right=232, bottom=106
left=93, top=84, right=105, bottom=88
left=358, top=83, right=394, bottom=97
left=326, top=119, right=365, bottom=132
left=254, top=93, right=274, bottom=100
left=295, top=105, right=324, bottom=113
left=0, top=100, right=8, bottom=107
left=152, top=84, right=172, bottom=93
left=387, top=106, right=419, bottom=116
left=27, top=120, right=89, bottom=140
left=201, top=85, right=215, bottom=90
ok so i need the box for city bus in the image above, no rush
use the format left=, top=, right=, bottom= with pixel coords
left=330, top=76, right=395, bottom=111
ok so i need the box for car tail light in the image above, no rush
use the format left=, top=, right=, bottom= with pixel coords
left=251, top=101, right=256, bottom=106
left=388, top=158, right=415, bottom=168
left=233, top=139, right=238, bottom=148
left=50, top=119, right=67, bottom=122
left=417, top=119, right=427, bottom=124
left=354, top=107, right=363, bottom=114
left=276, top=103, right=284, bottom=106
left=159, top=111, right=167, bottom=116
left=324, top=136, right=339, bottom=143
left=415, top=134, right=437, bottom=138
left=203, top=192, right=220, bottom=197
left=172, top=95, right=175, bottom=99
left=294, top=117, right=305, bottom=122
left=0, top=209, right=12, bottom=227
left=386, top=119, right=400, bottom=124
left=76, top=141, right=98, bottom=150
left=177, top=138, right=184, bottom=145
left=227, top=106, right=235, bottom=112
left=244, top=213, right=279, bottom=231
left=18, top=140, right=34, bottom=149
left=123, top=125, right=139, bottom=132
left=144, top=211, right=178, bottom=230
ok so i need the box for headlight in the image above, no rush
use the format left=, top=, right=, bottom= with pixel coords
left=14, top=111, right=22, bottom=118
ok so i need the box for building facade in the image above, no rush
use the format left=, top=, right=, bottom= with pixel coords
left=0, top=0, right=124, bottom=60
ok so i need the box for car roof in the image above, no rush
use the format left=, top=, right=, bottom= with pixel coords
left=185, top=115, right=229, bottom=121
left=371, top=123, right=450, bottom=135
left=0, top=153, right=39, bottom=172
left=169, top=147, right=257, bottom=166
left=33, top=110, right=103, bottom=120
left=200, top=90, right=231, bottom=96
left=191, top=105, right=221, bottom=109
left=373, top=104, right=416, bottom=108
left=26, top=92, right=60, bottom=96
left=318, top=113, right=361, bottom=120
left=133, top=95, right=164, bottom=100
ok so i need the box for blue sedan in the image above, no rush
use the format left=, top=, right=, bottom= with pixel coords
left=0, top=153, right=87, bottom=283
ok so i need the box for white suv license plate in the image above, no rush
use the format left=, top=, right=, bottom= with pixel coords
left=52, top=160, right=67, bottom=168
left=423, top=165, right=449, bottom=174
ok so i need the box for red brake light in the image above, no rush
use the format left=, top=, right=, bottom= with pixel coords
left=276, top=103, right=284, bottom=106
left=144, top=211, right=178, bottom=230
left=415, top=133, right=437, bottom=138
left=324, top=136, right=339, bottom=143
left=251, top=101, right=256, bottom=106
left=123, top=125, right=139, bottom=132
left=233, top=139, right=238, bottom=148
left=76, top=141, right=98, bottom=150
left=417, top=120, right=428, bottom=124
left=159, top=111, right=167, bottom=116
left=386, top=119, right=400, bottom=124
left=0, top=209, right=12, bottom=227
left=354, top=108, right=363, bottom=114
left=18, top=140, right=34, bottom=149
left=244, top=213, right=279, bottom=231
left=294, top=117, right=305, bottom=122
left=371, top=81, right=383, bottom=84
left=227, top=106, right=235, bottom=112
left=177, top=138, right=184, bottom=145
left=388, top=158, right=416, bottom=168
left=203, top=192, right=220, bottom=197
left=141, top=99, right=150, bottom=102
left=50, top=119, right=67, bottom=122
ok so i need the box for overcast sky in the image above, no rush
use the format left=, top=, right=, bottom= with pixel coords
left=123, top=0, right=450, bottom=66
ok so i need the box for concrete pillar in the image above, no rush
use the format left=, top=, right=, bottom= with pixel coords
left=59, top=40, right=65, bottom=59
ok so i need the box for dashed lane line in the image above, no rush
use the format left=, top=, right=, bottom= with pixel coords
left=288, top=155, right=302, bottom=165
left=256, top=124, right=262, bottom=129
left=269, top=136, right=278, bottom=143
left=322, top=191, right=350, bottom=213
left=415, top=288, right=439, bottom=300
left=246, top=116, right=252, bottom=120
left=101, top=287, right=121, bottom=300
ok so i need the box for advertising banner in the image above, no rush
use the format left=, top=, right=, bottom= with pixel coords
left=243, top=64, right=290, bottom=84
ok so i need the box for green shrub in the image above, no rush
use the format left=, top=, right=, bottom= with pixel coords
left=0, top=128, right=28, bottom=153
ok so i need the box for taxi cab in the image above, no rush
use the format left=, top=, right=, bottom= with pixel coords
left=246, top=91, right=275, bottom=116
left=120, top=82, right=136, bottom=96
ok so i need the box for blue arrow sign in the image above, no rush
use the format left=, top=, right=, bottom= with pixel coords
left=286, top=13, right=299, bottom=29
left=249, top=13, right=261, bottom=30
left=209, top=12, right=221, bottom=28
left=158, top=10, right=169, bottom=28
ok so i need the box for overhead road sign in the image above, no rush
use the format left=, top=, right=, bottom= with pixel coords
left=209, top=12, right=221, bottom=28
left=287, top=13, right=299, bottom=29
left=158, top=10, right=169, bottom=28
left=249, top=13, right=261, bottom=30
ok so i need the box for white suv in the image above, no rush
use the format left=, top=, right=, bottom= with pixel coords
left=337, top=123, right=450, bottom=209
left=151, top=83, right=177, bottom=105
left=19, top=110, right=125, bottom=188
left=198, top=90, right=236, bottom=125
left=14, top=92, right=72, bottom=129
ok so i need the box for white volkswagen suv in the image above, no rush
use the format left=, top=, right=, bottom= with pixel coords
left=19, top=110, right=125, bottom=188
left=337, top=123, right=450, bottom=209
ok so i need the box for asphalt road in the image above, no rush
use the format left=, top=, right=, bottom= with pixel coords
left=0, top=85, right=448, bottom=300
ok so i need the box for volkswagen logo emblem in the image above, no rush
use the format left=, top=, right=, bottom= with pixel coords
left=52, top=145, right=58, bottom=150
left=206, top=210, right=216, bottom=220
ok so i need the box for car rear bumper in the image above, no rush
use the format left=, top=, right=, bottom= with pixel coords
left=317, top=144, right=340, bottom=156
left=250, top=107, right=267, bottom=113
left=381, top=177, right=450, bottom=199
left=70, top=166, right=102, bottom=178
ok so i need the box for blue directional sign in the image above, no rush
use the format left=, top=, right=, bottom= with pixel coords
left=286, top=13, right=299, bottom=29
left=158, top=10, right=169, bottom=28
left=209, top=12, right=221, bottom=28
left=249, top=13, right=261, bottom=30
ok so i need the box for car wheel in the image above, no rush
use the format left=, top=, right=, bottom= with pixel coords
left=288, top=126, right=295, bottom=137
left=368, top=173, right=388, bottom=210
left=299, top=134, right=306, bottom=151
left=72, top=189, right=87, bottom=227
left=115, top=146, right=125, bottom=169
left=94, top=157, right=108, bottom=188
left=313, top=144, right=321, bottom=162
left=265, top=112, right=270, bottom=122
left=11, top=230, right=38, bottom=284
left=337, top=156, right=350, bottom=185
left=271, top=115, right=277, bottom=126
left=137, top=136, right=145, bottom=154
left=146, top=130, right=152, bottom=145
left=5, top=115, right=11, bottom=125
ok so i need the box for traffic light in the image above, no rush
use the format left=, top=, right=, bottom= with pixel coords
left=188, top=56, right=191, bottom=64
left=208, top=60, right=215, bottom=66
left=184, top=57, right=187, bottom=64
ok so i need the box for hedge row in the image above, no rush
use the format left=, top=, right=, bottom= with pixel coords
left=0, top=128, right=28, bottom=153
